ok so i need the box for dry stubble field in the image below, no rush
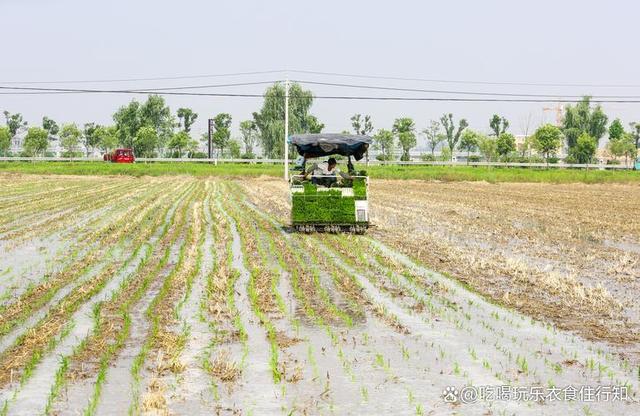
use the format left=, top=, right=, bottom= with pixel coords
left=0, top=173, right=638, bottom=415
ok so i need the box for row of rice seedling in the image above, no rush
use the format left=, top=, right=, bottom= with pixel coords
left=0, top=180, right=176, bottom=305
left=0, top=180, right=183, bottom=341
left=46, top=179, right=197, bottom=416
left=0, top=182, right=193, bottom=406
left=0, top=180, right=130, bottom=237
left=137, top=183, right=207, bottom=414
left=233, top=189, right=435, bottom=414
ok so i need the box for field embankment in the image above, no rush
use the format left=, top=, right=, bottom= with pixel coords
left=1, top=161, right=639, bottom=183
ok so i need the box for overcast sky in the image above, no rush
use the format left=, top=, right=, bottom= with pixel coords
left=1, top=0, right=639, bottom=145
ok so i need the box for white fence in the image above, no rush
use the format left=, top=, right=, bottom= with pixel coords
left=0, top=156, right=635, bottom=170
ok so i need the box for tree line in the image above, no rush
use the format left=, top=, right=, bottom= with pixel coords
left=1, top=84, right=638, bottom=165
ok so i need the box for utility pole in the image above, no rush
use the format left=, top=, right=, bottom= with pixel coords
left=207, top=118, right=214, bottom=160
left=284, top=78, right=290, bottom=181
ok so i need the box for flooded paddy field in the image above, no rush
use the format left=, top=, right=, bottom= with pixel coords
left=0, top=174, right=638, bottom=415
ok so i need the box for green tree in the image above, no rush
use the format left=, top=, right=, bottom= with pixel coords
left=351, top=114, right=374, bottom=136
left=228, top=140, right=241, bottom=159
left=489, top=114, right=509, bottom=137
left=59, top=123, right=82, bottom=157
left=113, top=100, right=142, bottom=148
left=176, top=107, right=198, bottom=133
left=113, top=95, right=174, bottom=156
left=392, top=117, right=416, bottom=161
left=496, top=133, right=516, bottom=157
left=140, top=95, right=174, bottom=156
left=134, top=126, right=158, bottom=157
left=569, top=132, right=597, bottom=164
left=3, top=111, right=27, bottom=137
left=168, top=131, right=190, bottom=158
left=631, top=122, right=640, bottom=169
left=422, top=120, right=443, bottom=156
left=23, top=127, right=48, bottom=157
left=373, top=129, right=395, bottom=161
left=477, top=135, right=497, bottom=162
left=533, top=124, right=562, bottom=163
left=212, top=113, right=232, bottom=157
left=239, top=120, right=258, bottom=157
left=0, top=126, right=10, bottom=156
left=186, top=138, right=200, bottom=158
left=440, top=113, right=468, bottom=159
left=608, top=118, right=624, bottom=141
left=252, top=82, right=320, bottom=158
left=82, top=123, right=101, bottom=157
left=561, top=96, right=608, bottom=149
left=459, top=129, right=480, bottom=161
left=95, top=126, right=119, bottom=153
left=608, top=133, right=636, bottom=166
left=306, top=115, right=324, bottom=134
left=42, top=117, right=60, bottom=136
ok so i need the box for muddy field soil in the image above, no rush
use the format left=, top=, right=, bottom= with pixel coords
left=0, top=173, right=638, bottom=415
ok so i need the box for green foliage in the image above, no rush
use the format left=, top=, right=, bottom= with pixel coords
left=0, top=126, right=10, bottom=156
left=459, top=129, right=481, bottom=156
left=42, top=116, right=59, bottom=136
left=176, top=107, right=198, bottom=132
left=393, top=118, right=416, bottom=161
left=239, top=120, right=258, bottom=156
left=168, top=131, right=190, bottom=157
left=306, top=115, right=325, bottom=133
left=60, top=123, right=82, bottom=157
left=292, top=193, right=357, bottom=224
left=608, top=118, right=624, bottom=141
left=373, top=128, right=395, bottom=161
left=420, top=153, right=436, bottom=161
left=608, top=133, right=636, bottom=164
left=3, top=161, right=640, bottom=183
left=422, top=120, right=443, bottom=156
left=228, top=140, right=241, bottom=159
left=3, top=111, right=27, bottom=136
left=352, top=177, right=367, bottom=200
left=23, top=127, right=48, bottom=156
left=83, top=122, right=101, bottom=156
left=292, top=179, right=366, bottom=223
left=113, top=100, right=141, bottom=148
left=440, top=147, right=452, bottom=161
left=440, top=113, right=468, bottom=157
left=496, top=132, right=516, bottom=156
left=477, top=135, right=497, bottom=162
left=252, top=82, right=321, bottom=158
left=569, top=132, right=597, bottom=164
left=95, top=125, right=118, bottom=153
left=351, top=114, right=374, bottom=136
left=113, top=95, right=173, bottom=155
left=212, top=113, right=232, bottom=156
left=533, top=124, right=563, bottom=161
left=134, top=126, right=158, bottom=157
left=489, top=114, right=509, bottom=137
left=561, top=96, right=608, bottom=148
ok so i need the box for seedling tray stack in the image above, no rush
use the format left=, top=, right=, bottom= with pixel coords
left=291, top=178, right=368, bottom=233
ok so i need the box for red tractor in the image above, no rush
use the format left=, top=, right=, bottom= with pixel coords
left=104, top=148, right=135, bottom=163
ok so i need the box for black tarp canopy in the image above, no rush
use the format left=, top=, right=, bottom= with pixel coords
left=289, top=134, right=372, bottom=161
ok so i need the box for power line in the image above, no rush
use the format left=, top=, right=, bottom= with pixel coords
left=2, top=85, right=640, bottom=103
left=2, top=68, right=640, bottom=89
left=0, top=70, right=284, bottom=85
left=289, top=69, right=640, bottom=89
left=291, top=79, right=640, bottom=99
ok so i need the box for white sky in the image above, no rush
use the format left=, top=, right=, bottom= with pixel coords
left=1, top=0, right=639, bottom=146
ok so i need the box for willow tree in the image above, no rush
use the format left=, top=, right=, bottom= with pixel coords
left=252, top=82, right=321, bottom=158
left=561, top=96, right=608, bottom=149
